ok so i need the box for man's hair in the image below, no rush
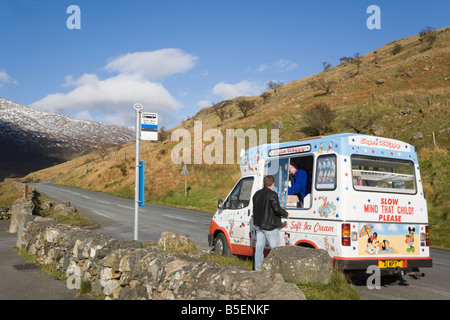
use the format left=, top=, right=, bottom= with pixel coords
left=264, top=175, right=275, bottom=187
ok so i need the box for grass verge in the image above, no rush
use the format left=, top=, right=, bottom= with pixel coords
left=35, top=193, right=97, bottom=227
left=297, top=270, right=360, bottom=300
left=204, top=253, right=360, bottom=300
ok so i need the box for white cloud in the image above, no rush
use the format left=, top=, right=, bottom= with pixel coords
left=32, top=74, right=182, bottom=126
left=63, top=73, right=99, bottom=87
left=213, top=80, right=263, bottom=100
left=256, top=59, right=298, bottom=73
left=198, top=100, right=212, bottom=108
left=104, top=48, right=197, bottom=80
left=31, top=49, right=197, bottom=126
left=0, top=70, right=10, bottom=83
left=0, top=69, right=18, bottom=87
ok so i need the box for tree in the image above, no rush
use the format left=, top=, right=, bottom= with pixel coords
left=308, top=77, right=335, bottom=96
left=322, top=61, right=332, bottom=71
left=419, top=26, right=437, bottom=49
left=301, top=103, right=336, bottom=135
left=339, top=56, right=354, bottom=66
left=158, top=126, right=171, bottom=142
left=260, top=91, right=272, bottom=103
left=391, top=43, right=403, bottom=55
left=351, top=53, right=362, bottom=75
left=212, top=102, right=226, bottom=124
left=237, top=98, right=256, bottom=118
left=344, top=109, right=379, bottom=134
left=265, top=80, right=283, bottom=95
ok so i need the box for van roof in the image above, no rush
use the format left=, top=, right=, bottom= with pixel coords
left=241, top=133, right=417, bottom=167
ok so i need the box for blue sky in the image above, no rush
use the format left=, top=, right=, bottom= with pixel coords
left=0, top=0, right=449, bottom=128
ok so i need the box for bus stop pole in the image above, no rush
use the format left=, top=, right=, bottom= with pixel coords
left=134, top=108, right=141, bottom=241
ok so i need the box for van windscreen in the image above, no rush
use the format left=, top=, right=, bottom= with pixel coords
left=351, top=155, right=416, bottom=194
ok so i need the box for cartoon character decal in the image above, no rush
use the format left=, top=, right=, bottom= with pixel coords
left=229, top=218, right=248, bottom=244
left=317, top=196, right=336, bottom=218
left=318, top=142, right=324, bottom=153
left=324, top=237, right=335, bottom=253
left=284, top=233, right=291, bottom=246
left=405, top=227, right=415, bottom=253
left=357, top=224, right=419, bottom=255
left=326, top=142, right=333, bottom=152
left=242, top=150, right=263, bottom=173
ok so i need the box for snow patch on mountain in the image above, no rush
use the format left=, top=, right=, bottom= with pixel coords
left=0, top=97, right=135, bottom=179
left=0, top=97, right=134, bottom=152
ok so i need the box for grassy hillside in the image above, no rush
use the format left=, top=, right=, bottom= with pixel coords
left=27, top=27, right=450, bottom=248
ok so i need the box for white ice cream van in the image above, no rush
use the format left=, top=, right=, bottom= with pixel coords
left=208, top=133, right=432, bottom=274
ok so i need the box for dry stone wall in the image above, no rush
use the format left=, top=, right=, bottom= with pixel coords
left=20, top=220, right=305, bottom=300
left=8, top=183, right=307, bottom=300
left=8, top=184, right=37, bottom=233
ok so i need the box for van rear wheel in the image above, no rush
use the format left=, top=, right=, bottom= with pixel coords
left=214, top=233, right=232, bottom=257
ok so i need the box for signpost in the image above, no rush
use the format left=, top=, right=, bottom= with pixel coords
left=133, top=104, right=142, bottom=241
left=181, top=164, right=189, bottom=198
left=141, top=112, right=158, bottom=141
left=133, top=104, right=158, bottom=241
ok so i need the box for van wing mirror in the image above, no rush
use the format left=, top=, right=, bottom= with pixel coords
left=218, top=198, right=224, bottom=209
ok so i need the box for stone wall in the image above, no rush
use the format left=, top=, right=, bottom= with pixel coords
left=8, top=183, right=308, bottom=300
left=8, top=184, right=37, bottom=233
left=20, top=220, right=306, bottom=300
left=0, top=205, right=11, bottom=220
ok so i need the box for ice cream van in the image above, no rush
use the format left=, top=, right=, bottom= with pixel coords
left=208, top=133, right=432, bottom=275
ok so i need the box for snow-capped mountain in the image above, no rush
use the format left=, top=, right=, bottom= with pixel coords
left=0, top=97, right=134, bottom=179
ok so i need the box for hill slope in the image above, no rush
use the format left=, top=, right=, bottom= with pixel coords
left=28, top=27, right=450, bottom=248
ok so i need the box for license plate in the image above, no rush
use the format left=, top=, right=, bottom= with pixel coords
left=378, top=260, right=403, bottom=268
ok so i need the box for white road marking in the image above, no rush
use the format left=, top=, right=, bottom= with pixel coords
left=92, top=210, right=111, bottom=218
left=117, top=204, right=134, bottom=210
left=162, top=214, right=198, bottom=223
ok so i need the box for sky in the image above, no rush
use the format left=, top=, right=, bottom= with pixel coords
left=0, top=0, right=449, bottom=129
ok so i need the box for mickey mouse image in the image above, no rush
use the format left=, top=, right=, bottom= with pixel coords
left=405, top=227, right=415, bottom=253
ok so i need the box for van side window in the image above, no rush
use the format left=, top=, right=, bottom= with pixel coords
left=351, top=155, right=416, bottom=194
left=316, top=154, right=337, bottom=190
left=224, top=177, right=254, bottom=209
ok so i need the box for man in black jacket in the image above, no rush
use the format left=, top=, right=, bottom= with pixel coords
left=252, top=175, right=289, bottom=270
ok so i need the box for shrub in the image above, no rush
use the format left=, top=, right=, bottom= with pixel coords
left=301, top=103, right=336, bottom=136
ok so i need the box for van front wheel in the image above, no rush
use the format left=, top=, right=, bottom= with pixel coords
left=214, top=233, right=232, bottom=257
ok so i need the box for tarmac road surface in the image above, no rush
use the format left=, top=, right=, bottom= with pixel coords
left=0, top=220, right=79, bottom=300
left=351, top=248, right=450, bottom=300
left=30, top=181, right=212, bottom=248
left=1, top=181, right=449, bottom=300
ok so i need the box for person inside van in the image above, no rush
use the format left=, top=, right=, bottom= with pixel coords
left=288, top=162, right=311, bottom=207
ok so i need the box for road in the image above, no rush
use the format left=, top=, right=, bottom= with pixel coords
left=31, top=181, right=212, bottom=249
left=30, top=182, right=450, bottom=300
left=351, top=248, right=450, bottom=300
left=0, top=220, right=80, bottom=299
